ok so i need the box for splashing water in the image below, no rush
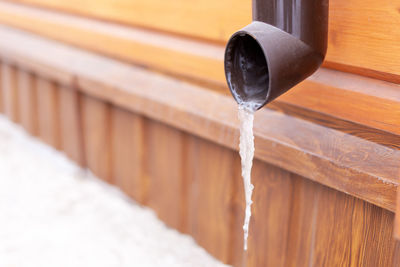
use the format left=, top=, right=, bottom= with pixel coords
left=238, top=104, right=256, bottom=251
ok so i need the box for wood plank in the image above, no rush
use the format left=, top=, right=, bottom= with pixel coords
left=284, top=176, right=320, bottom=267
left=279, top=78, right=400, bottom=137
left=0, top=1, right=399, bottom=82
left=310, top=184, right=355, bottom=266
left=17, top=69, right=37, bottom=135
left=357, top=203, right=397, bottom=267
left=0, top=3, right=225, bottom=85
left=0, top=62, right=2, bottom=113
left=246, top=160, right=292, bottom=267
left=229, top=154, right=245, bottom=267
left=111, top=107, right=145, bottom=203
left=1, top=63, right=19, bottom=122
left=396, top=188, right=400, bottom=240
left=392, top=242, right=400, bottom=267
left=145, top=120, right=186, bottom=231
left=81, top=94, right=112, bottom=183
left=3, top=0, right=250, bottom=43
left=58, top=86, right=84, bottom=166
left=325, top=0, right=400, bottom=82
left=186, top=136, right=236, bottom=263
left=36, top=77, right=60, bottom=148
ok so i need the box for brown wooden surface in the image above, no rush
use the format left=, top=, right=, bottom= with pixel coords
left=17, top=69, right=37, bottom=135
left=0, top=62, right=3, bottom=113
left=81, top=94, right=112, bottom=183
left=0, top=22, right=400, bottom=266
left=1, top=63, right=19, bottom=122
left=0, top=1, right=399, bottom=85
left=0, top=2, right=224, bottom=85
left=246, top=161, right=292, bottom=267
left=2, top=0, right=250, bottom=43
left=2, top=0, right=400, bottom=83
left=395, top=189, right=400, bottom=240
left=1, top=57, right=400, bottom=266
left=284, top=177, right=319, bottom=266
left=186, top=136, right=237, bottom=262
left=145, top=120, right=186, bottom=231
left=246, top=169, right=400, bottom=267
left=36, top=77, right=60, bottom=148
left=111, top=107, right=145, bottom=203
left=1, top=25, right=399, bottom=139
left=0, top=26, right=398, bottom=213
left=59, top=86, right=84, bottom=165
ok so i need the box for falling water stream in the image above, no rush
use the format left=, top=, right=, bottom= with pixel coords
left=227, top=33, right=268, bottom=253
left=238, top=104, right=256, bottom=251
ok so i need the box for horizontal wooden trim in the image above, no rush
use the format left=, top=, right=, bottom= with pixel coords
left=0, top=1, right=400, bottom=84
left=0, top=25, right=399, bottom=212
left=0, top=1, right=225, bottom=86
left=2, top=0, right=251, bottom=43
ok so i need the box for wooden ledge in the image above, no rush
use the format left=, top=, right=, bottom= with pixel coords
left=0, top=25, right=399, bottom=212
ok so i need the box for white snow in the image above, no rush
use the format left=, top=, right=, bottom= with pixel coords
left=0, top=115, right=230, bottom=267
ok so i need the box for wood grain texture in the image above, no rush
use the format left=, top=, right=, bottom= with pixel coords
left=1, top=63, right=19, bottom=122
left=186, top=136, right=236, bottom=263
left=229, top=154, right=246, bottom=267
left=246, top=160, right=292, bottom=267
left=1, top=60, right=400, bottom=266
left=81, top=94, right=112, bottom=183
left=58, top=86, right=84, bottom=166
left=17, top=69, right=37, bottom=135
left=0, top=26, right=398, bottom=212
left=79, top=72, right=400, bottom=212
left=395, top=186, right=400, bottom=240
left=111, top=107, right=145, bottom=203
left=245, top=170, right=400, bottom=267
left=2, top=0, right=250, bottom=42
left=325, top=0, right=400, bottom=82
left=145, top=120, right=186, bottom=231
left=279, top=78, right=400, bottom=136
left=0, top=2, right=224, bottom=85
left=0, top=63, right=3, bottom=113
left=36, top=77, right=60, bottom=148
left=284, top=177, right=319, bottom=266
left=0, top=1, right=399, bottom=83
left=310, top=186, right=397, bottom=267
left=1, top=25, right=399, bottom=138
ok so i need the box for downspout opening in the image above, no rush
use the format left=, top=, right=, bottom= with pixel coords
left=225, top=33, right=269, bottom=110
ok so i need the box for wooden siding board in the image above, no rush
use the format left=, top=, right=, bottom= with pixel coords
left=81, top=95, right=112, bottom=183
left=111, top=107, right=146, bottom=203
left=145, top=120, right=186, bottom=230
left=186, top=136, right=236, bottom=263
left=1, top=64, right=19, bottom=122
left=59, top=86, right=84, bottom=166
left=17, top=69, right=38, bottom=135
left=36, top=77, right=60, bottom=148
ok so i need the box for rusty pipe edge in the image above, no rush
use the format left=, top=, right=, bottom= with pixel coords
left=224, top=0, right=329, bottom=110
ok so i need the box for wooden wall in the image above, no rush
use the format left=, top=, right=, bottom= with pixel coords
left=1, top=24, right=400, bottom=266
left=1, top=61, right=400, bottom=266
left=0, top=0, right=399, bottom=266
left=0, top=0, right=398, bottom=85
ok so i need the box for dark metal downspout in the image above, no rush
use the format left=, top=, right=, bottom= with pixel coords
left=224, top=0, right=329, bottom=110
